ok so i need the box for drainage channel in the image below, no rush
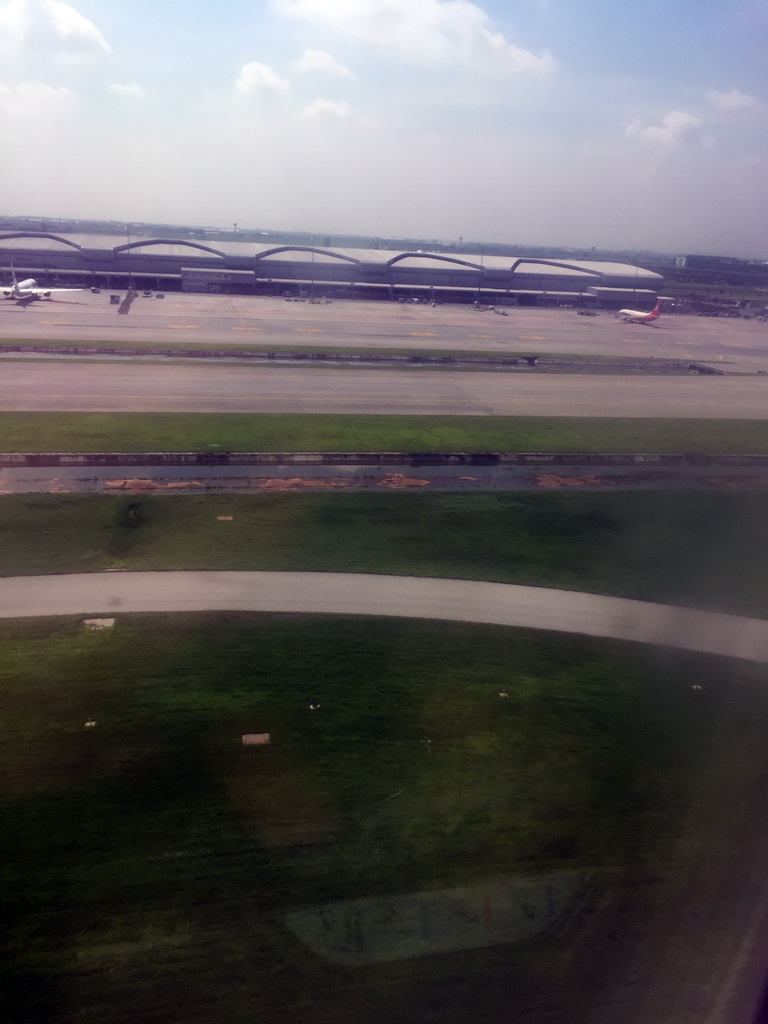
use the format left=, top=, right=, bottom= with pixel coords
left=4, top=462, right=768, bottom=494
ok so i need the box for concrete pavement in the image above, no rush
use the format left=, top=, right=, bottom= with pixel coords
left=3, top=292, right=768, bottom=371
left=2, top=570, right=768, bottom=661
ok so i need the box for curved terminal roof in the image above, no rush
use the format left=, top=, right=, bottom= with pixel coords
left=0, top=232, right=83, bottom=251
left=0, top=232, right=663, bottom=290
left=115, top=238, right=226, bottom=258
left=254, top=245, right=360, bottom=265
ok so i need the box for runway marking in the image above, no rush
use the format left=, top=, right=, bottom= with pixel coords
left=624, top=338, right=647, bottom=344
left=167, top=324, right=200, bottom=329
left=722, top=341, right=750, bottom=348
left=35, top=320, right=70, bottom=326
left=467, top=334, right=494, bottom=339
left=518, top=336, right=545, bottom=340
left=231, top=326, right=263, bottom=332
left=293, top=328, right=323, bottom=333
left=409, top=332, right=437, bottom=337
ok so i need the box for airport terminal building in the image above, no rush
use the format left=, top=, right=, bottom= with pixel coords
left=0, top=232, right=663, bottom=308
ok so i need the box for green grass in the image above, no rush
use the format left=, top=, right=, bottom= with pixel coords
left=0, top=614, right=724, bottom=1023
left=1, top=412, right=768, bottom=453
left=2, top=491, right=768, bottom=616
left=2, top=483, right=767, bottom=1020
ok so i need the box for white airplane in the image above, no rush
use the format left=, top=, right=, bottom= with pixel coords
left=2, top=265, right=81, bottom=305
left=617, top=298, right=662, bottom=325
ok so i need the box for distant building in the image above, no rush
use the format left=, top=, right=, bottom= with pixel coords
left=673, top=254, right=768, bottom=287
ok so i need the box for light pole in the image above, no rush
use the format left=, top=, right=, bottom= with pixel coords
left=125, top=224, right=133, bottom=295
left=475, top=245, right=484, bottom=306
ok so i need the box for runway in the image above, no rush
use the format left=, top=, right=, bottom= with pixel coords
left=0, top=360, right=766, bottom=417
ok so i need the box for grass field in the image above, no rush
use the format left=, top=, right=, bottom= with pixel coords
left=1, top=411, right=768, bottom=453
left=0, top=614, right=727, bottom=1024
left=1, top=490, right=768, bottom=616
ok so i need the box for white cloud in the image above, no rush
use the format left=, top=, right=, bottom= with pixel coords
left=294, top=48, right=353, bottom=79
left=274, top=0, right=554, bottom=76
left=110, top=82, right=146, bottom=100
left=709, top=88, right=756, bottom=112
left=625, top=110, right=704, bottom=146
left=234, top=61, right=290, bottom=95
left=300, top=97, right=352, bottom=119
left=0, top=78, right=76, bottom=116
left=0, top=0, right=109, bottom=62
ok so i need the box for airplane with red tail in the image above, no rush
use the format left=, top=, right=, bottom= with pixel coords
left=618, top=298, right=663, bottom=325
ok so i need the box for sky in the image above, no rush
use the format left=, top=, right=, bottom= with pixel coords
left=0, top=0, right=766, bottom=255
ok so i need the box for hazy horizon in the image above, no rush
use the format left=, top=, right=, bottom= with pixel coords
left=1, top=1, right=766, bottom=258
left=2, top=212, right=755, bottom=263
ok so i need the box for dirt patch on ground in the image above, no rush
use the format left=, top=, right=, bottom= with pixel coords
left=377, top=473, right=430, bottom=488
left=254, top=476, right=350, bottom=490
left=703, top=476, right=768, bottom=489
left=104, top=478, right=204, bottom=492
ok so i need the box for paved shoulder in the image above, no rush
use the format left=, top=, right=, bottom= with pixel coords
left=0, top=571, right=767, bottom=662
